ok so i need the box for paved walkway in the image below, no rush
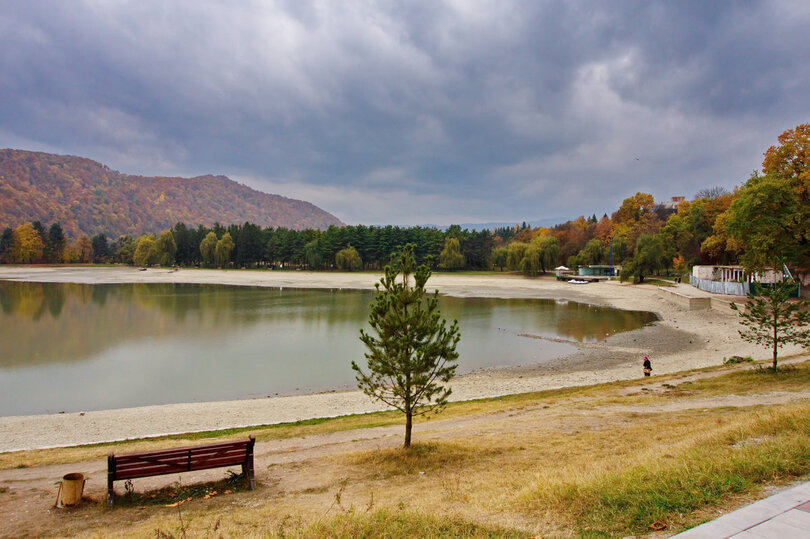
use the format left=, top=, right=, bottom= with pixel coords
left=673, top=481, right=810, bottom=538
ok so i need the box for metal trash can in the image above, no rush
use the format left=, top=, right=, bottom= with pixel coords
left=59, top=473, right=85, bottom=506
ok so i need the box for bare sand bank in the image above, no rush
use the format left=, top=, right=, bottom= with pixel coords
left=0, top=266, right=792, bottom=452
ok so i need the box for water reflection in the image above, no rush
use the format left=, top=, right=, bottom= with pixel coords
left=0, top=281, right=656, bottom=415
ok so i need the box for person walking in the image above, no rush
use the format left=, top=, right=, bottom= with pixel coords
left=643, top=356, right=652, bottom=377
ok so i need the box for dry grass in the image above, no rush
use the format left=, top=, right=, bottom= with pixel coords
left=0, top=384, right=618, bottom=471
left=0, top=413, right=407, bottom=470
left=515, top=404, right=810, bottom=535
left=4, top=358, right=810, bottom=538
left=673, top=363, right=810, bottom=396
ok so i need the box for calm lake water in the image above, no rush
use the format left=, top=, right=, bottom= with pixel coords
left=0, top=281, right=656, bottom=416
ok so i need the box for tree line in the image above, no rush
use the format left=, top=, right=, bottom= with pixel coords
left=488, top=123, right=809, bottom=283
left=0, top=221, right=497, bottom=271
left=2, top=124, right=808, bottom=280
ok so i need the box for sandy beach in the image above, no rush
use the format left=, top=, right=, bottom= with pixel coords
left=0, top=266, right=796, bottom=452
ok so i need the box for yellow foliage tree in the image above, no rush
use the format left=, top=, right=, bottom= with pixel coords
left=439, top=237, right=465, bottom=270
left=215, top=233, right=235, bottom=267
left=74, top=234, right=93, bottom=263
left=62, top=245, right=80, bottom=263
left=11, top=223, right=44, bottom=263
left=200, top=231, right=217, bottom=267
left=133, top=235, right=157, bottom=266
left=615, top=192, right=656, bottom=224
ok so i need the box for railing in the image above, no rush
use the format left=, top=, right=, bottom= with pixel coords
left=689, top=275, right=749, bottom=296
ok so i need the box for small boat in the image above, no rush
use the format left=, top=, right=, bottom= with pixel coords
left=567, top=279, right=589, bottom=284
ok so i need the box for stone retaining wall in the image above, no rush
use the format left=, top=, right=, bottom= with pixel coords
left=657, top=287, right=712, bottom=310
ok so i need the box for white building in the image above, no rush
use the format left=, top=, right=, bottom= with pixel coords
left=690, top=265, right=784, bottom=296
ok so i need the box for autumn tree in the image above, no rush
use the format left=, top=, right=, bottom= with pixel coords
left=611, top=193, right=663, bottom=255
left=520, top=234, right=560, bottom=275
left=738, top=124, right=809, bottom=269
left=594, top=215, right=613, bottom=241
left=662, top=194, right=735, bottom=267
left=215, top=232, right=235, bottom=267
left=303, top=239, right=323, bottom=269
left=701, top=210, right=742, bottom=265
left=607, top=235, right=628, bottom=265
left=534, top=235, right=560, bottom=273
left=722, top=173, right=802, bottom=270
left=491, top=246, right=508, bottom=271
left=731, top=279, right=810, bottom=370
left=506, top=242, right=528, bottom=270
left=439, top=237, right=465, bottom=270
left=353, top=245, right=460, bottom=448
left=615, top=192, right=656, bottom=225
left=113, top=235, right=136, bottom=264
left=335, top=245, right=363, bottom=271
left=620, top=234, right=666, bottom=283
left=200, top=231, right=218, bottom=267
left=520, top=241, right=542, bottom=276
left=133, top=235, right=157, bottom=266
left=579, top=238, right=606, bottom=265
left=11, top=223, right=44, bottom=263
left=673, top=254, right=689, bottom=275
left=73, top=234, right=93, bottom=263
left=762, top=123, right=810, bottom=186
left=708, top=124, right=810, bottom=272
left=154, top=230, right=177, bottom=266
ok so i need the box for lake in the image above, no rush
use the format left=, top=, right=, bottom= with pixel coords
left=0, top=281, right=656, bottom=416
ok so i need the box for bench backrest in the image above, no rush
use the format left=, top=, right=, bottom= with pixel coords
left=109, top=437, right=254, bottom=481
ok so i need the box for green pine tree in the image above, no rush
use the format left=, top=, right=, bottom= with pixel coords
left=730, top=279, right=810, bottom=370
left=353, top=244, right=460, bottom=448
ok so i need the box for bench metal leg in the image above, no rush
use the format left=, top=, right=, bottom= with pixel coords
left=244, top=435, right=256, bottom=489
left=107, top=454, right=116, bottom=506
left=242, top=459, right=255, bottom=489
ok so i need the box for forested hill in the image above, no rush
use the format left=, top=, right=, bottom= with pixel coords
left=0, top=149, right=343, bottom=238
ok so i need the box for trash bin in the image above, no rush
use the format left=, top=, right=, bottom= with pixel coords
left=60, top=473, right=85, bottom=506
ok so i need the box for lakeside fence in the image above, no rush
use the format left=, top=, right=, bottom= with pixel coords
left=689, top=275, right=749, bottom=296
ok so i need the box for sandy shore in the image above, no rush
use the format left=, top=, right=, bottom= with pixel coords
left=0, top=266, right=795, bottom=452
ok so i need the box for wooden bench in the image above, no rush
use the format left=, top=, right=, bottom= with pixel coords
left=107, top=435, right=255, bottom=506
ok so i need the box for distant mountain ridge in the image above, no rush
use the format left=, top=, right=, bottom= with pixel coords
left=421, top=218, right=563, bottom=231
left=0, top=149, right=343, bottom=238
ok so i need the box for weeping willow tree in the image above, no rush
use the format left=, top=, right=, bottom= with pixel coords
left=353, top=244, right=460, bottom=448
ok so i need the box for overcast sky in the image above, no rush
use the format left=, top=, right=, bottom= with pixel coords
left=1, top=1, right=808, bottom=226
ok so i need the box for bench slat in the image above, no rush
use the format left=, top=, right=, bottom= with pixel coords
left=115, top=447, right=248, bottom=468
left=116, top=440, right=249, bottom=460
left=116, top=460, right=245, bottom=480
left=115, top=453, right=248, bottom=475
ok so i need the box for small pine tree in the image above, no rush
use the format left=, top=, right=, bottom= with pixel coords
left=353, top=244, right=460, bottom=448
left=730, top=279, right=810, bottom=370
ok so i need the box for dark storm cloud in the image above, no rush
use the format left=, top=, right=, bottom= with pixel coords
left=1, top=1, right=809, bottom=224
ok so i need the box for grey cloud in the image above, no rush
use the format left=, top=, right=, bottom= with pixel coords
left=1, top=1, right=808, bottom=225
